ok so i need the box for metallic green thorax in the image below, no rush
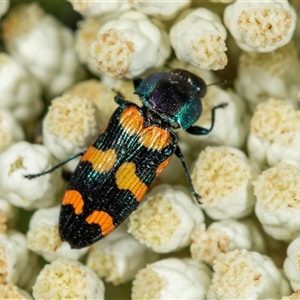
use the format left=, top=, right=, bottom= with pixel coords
left=134, top=69, right=206, bottom=130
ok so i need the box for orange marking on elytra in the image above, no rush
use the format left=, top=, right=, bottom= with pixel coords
left=119, top=106, right=144, bottom=136
left=156, top=156, right=172, bottom=176
left=81, top=147, right=117, bottom=172
left=139, top=126, right=171, bottom=150
left=62, top=190, right=84, bottom=215
left=86, top=211, right=115, bottom=236
left=115, top=162, right=148, bottom=202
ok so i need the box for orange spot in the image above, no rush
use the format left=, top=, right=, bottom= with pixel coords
left=81, top=147, right=117, bottom=172
left=86, top=210, right=115, bottom=236
left=119, top=106, right=144, bottom=136
left=62, top=190, right=84, bottom=215
left=139, top=126, right=171, bottom=150
left=115, top=162, right=148, bottom=202
left=156, top=156, right=172, bottom=176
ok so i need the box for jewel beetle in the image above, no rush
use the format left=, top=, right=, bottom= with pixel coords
left=26, top=69, right=226, bottom=249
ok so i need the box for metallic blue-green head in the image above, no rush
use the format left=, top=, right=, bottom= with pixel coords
left=134, top=69, right=206, bottom=130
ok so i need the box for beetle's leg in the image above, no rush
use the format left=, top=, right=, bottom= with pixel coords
left=113, top=90, right=127, bottom=106
left=24, top=151, right=85, bottom=179
left=175, top=146, right=201, bottom=204
left=133, top=78, right=142, bottom=90
left=186, top=103, right=227, bottom=135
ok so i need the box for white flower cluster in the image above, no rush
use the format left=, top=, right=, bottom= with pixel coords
left=248, top=98, right=300, bottom=169
left=208, top=249, right=291, bottom=299
left=0, top=0, right=299, bottom=299
left=1, top=3, right=85, bottom=99
left=71, top=3, right=230, bottom=79
left=190, top=220, right=266, bottom=266
left=254, top=162, right=300, bottom=242
left=42, top=93, right=102, bottom=171
left=87, top=225, right=158, bottom=285
left=192, top=146, right=258, bottom=219
left=170, top=8, right=228, bottom=71
left=32, top=258, right=105, bottom=299
left=0, top=141, right=64, bottom=209
left=235, top=43, right=300, bottom=112
left=128, top=184, right=204, bottom=253
left=224, top=0, right=296, bottom=52
left=88, top=10, right=171, bottom=79
left=0, top=53, right=43, bottom=122
left=132, top=258, right=212, bottom=299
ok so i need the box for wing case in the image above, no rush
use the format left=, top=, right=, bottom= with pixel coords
left=59, top=101, right=178, bottom=248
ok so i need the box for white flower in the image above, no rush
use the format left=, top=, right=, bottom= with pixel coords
left=180, top=85, right=249, bottom=149
left=132, top=258, right=212, bottom=300
left=283, top=237, right=300, bottom=290
left=224, top=0, right=297, bottom=52
left=282, top=291, right=300, bottom=300
left=67, top=79, right=140, bottom=128
left=128, top=184, right=204, bottom=253
left=0, top=0, right=9, bottom=20
left=89, top=10, right=170, bottom=78
left=254, top=162, right=300, bottom=242
left=130, top=0, right=191, bottom=20
left=192, top=146, right=258, bottom=220
left=0, top=283, right=33, bottom=300
left=235, top=43, right=300, bottom=111
left=170, top=8, right=227, bottom=70
left=0, top=110, right=24, bottom=154
left=0, top=230, right=38, bottom=289
left=68, top=0, right=130, bottom=17
left=87, top=225, right=158, bottom=285
left=0, top=141, right=63, bottom=209
left=248, top=98, right=300, bottom=169
left=0, top=198, right=18, bottom=233
left=43, top=94, right=101, bottom=172
left=190, top=219, right=266, bottom=266
left=208, top=249, right=292, bottom=299
left=32, top=258, right=105, bottom=299
left=0, top=53, right=42, bottom=122
left=74, top=15, right=122, bottom=76
left=27, top=206, right=88, bottom=262
left=1, top=3, right=85, bottom=99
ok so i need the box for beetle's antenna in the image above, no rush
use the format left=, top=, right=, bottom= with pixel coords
left=207, top=79, right=232, bottom=87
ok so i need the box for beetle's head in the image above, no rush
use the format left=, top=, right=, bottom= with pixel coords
left=134, top=69, right=207, bottom=129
